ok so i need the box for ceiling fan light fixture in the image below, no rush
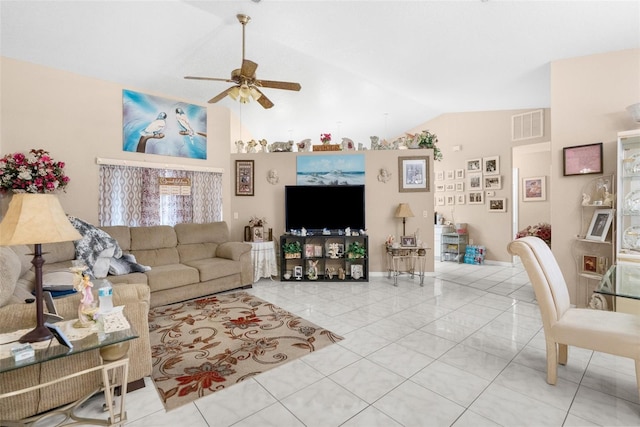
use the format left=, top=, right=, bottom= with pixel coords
left=249, top=86, right=262, bottom=101
left=228, top=86, right=240, bottom=100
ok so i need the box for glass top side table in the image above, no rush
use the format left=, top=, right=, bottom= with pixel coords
left=595, top=263, right=640, bottom=313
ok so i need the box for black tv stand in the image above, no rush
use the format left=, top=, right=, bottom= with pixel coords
left=280, top=234, right=368, bottom=282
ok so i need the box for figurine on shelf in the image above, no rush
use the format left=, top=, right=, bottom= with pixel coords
left=581, top=193, right=591, bottom=206
left=325, top=267, right=336, bottom=279
left=74, top=274, right=97, bottom=328
left=307, top=260, right=318, bottom=280
left=603, top=191, right=614, bottom=207
left=338, top=267, right=346, bottom=280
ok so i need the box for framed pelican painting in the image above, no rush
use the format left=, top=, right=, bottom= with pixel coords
left=122, top=89, right=207, bottom=159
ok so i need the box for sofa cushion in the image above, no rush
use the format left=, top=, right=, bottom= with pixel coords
left=41, top=241, right=76, bottom=263
left=144, top=264, right=199, bottom=292
left=175, top=222, right=230, bottom=244
left=130, top=226, right=177, bottom=250
left=131, top=248, right=180, bottom=267
left=10, top=245, right=33, bottom=277
left=100, top=226, right=131, bottom=252
left=177, top=242, right=218, bottom=263
left=183, top=258, right=241, bottom=282
left=0, top=247, right=20, bottom=307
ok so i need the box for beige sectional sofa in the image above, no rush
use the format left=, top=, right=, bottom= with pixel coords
left=0, top=221, right=252, bottom=420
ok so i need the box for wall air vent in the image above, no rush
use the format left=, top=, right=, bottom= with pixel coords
left=512, top=109, right=544, bottom=141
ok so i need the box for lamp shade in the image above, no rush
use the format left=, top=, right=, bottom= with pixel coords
left=395, top=203, right=414, bottom=219
left=0, top=193, right=81, bottom=246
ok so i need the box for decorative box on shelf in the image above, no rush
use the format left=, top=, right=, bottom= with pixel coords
left=313, top=144, right=340, bottom=152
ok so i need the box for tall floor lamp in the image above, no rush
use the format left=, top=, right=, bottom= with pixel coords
left=0, top=193, right=81, bottom=343
left=395, top=203, right=414, bottom=236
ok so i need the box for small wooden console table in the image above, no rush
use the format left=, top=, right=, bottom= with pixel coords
left=385, top=245, right=428, bottom=286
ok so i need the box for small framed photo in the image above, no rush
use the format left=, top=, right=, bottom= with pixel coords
left=304, top=244, right=315, bottom=258
left=466, top=158, right=481, bottom=172
left=314, top=245, right=323, bottom=257
left=445, top=183, right=455, bottom=191
left=523, top=176, right=546, bottom=201
left=482, top=156, right=500, bottom=175
left=398, top=156, right=429, bottom=192
left=468, top=191, right=484, bottom=204
left=582, top=255, right=598, bottom=273
left=446, top=170, right=455, bottom=180
left=488, top=198, right=507, bottom=212
left=446, top=195, right=455, bottom=205
left=436, top=195, right=445, bottom=206
left=235, top=160, right=254, bottom=196
left=252, top=226, right=264, bottom=242
left=435, top=183, right=445, bottom=192
left=435, top=170, right=445, bottom=181
left=563, top=142, right=603, bottom=176
left=351, top=264, right=364, bottom=280
left=455, top=182, right=464, bottom=192
left=401, top=236, right=417, bottom=247
left=456, top=194, right=466, bottom=205
left=484, top=176, right=502, bottom=190
left=586, top=209, right=614, bottom=242
left=293, top=265, right=303, bottom=278
left=468, top=172, right=483, bottom=190
left=455, top=169, right=465, bottom=179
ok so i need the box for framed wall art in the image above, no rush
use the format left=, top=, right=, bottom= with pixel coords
left=455, top=169, right=465, bottom=179
left=401, top=236, right=417, bottom=247
left=488, top=198, right=507, bottom=212
left=235, top=160, right=254, bottom=196
left=456, top=194, right=466, bottom=205
left=523, top=176, right=546, bottom=201
left=585, top=209, right=613, bottom=241
left=446, top=195, right=455, bottom=205
left=466, top=158, right=481, bottom=172
left=445, top=183, right=455, bottom=191
left=582, top=255, right=598, bottom=273
left=482, top=156, right=500, bottom=175
left=436, top=195, right=445, bottom=205
left=398, top=156, right=429, bottom=192
left=563, top=142, right=603, bottom=176
left=468, top=172, right=483, bottom=190
left=446, top=170, right=455, bottom=180
left=435, top=170, right=445, bottom=181
left=455, top=182, right=464, bottom=192
left=435, top=183, right=445, bottom=192
left=468, top=191, right=484, bottom=204
left=484, top=176, right=502, bottom=190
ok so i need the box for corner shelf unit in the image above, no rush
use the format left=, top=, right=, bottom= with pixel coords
left=572, top=173, right=615, bottom=308
left=440, top=233, right=468, bottom=263
left=279, top=234, right=369, bottom=282
left=616, top=129, right=640, bottom=262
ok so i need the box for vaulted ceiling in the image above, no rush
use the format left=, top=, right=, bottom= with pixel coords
left=1, top=1, right=638, bottom=146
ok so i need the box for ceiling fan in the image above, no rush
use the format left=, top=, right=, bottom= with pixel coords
left=184, top=14, right=301, bottom=109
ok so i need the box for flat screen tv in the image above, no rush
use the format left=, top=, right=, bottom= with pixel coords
left=285, top=185, right=365, bottom=232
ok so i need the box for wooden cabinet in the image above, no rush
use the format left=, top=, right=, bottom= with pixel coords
left=279, top=235, right=368, bottom=282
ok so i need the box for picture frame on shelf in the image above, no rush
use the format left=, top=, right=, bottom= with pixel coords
left=466, top=158, right=481, bottom=172
left=235, top=160, right=254, bottom=196
left=468, top=191, right=484, bottom=204
left=482, top=156, right=500, bottom=175
left=455, top=169, right=465, bottom=179
left=304, top=244, right=315, bottom=258
left=398, top=156, right=429, bottom=192
left=563, top=142, right=603, bottom=176
left=585, top=208, right=613, bottom=242
left=582, top=255, right=598, bottom=274
left=523, top=176, right=546, bottom=201
left=293, top=265, right=303, bottom=279
left=252, top=226, right=264, bottom=242
left=401, top=236, right=417, bottom=247
left=350, top=264, right=363, bottom=280
left=468, top=172, right=483, bottom=190
left=484, top=176, right=502, bottom=190
left=488, top=198, right=507, bottom=212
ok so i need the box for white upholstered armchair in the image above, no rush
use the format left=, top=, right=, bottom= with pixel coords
left=507, top=236, right=640, bottom=395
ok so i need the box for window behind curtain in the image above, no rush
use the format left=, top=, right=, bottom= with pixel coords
left=99, top=164, right=222, bottom=226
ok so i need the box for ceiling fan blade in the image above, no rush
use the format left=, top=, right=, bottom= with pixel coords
left=240, top=59, right=258, bottom=78
left=254, top=88, right=274, bottom=109
left=257, top=80, right=302, bottom=91
left=208, top=87, right=235, bottom=104
left=185, top=76, right=235, bottom=83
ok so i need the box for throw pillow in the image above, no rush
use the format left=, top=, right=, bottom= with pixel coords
left=92, top=247, right=116, bottom=278
left=0, top=247, right=21, bottom=307
left=109, top=253, right=151, bottom=276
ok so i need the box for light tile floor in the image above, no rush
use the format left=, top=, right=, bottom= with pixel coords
left=61, top=262, right=640, bottom=426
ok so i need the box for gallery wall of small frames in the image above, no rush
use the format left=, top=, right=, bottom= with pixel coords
left=434, top=155, right=507, bottom=212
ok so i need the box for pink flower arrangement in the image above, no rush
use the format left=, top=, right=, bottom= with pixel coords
left=0, top=149, right=70, bottom=193
left=516, top=222, right=551, bottom=246
left=320, top=133, right=332, bottom=144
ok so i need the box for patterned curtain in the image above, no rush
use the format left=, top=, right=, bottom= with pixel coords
left=99, top=164, right=222, bottom=226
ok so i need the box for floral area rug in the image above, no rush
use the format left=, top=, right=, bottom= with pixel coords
left=148, top=291, right=343, bottom=411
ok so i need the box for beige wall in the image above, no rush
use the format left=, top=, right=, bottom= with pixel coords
left=405, top=109, right=551, bottom=263
left=230, top=150, right=436, bottom=274
left=550, top=48, right=640, bottom=305
left=0, top=57, right=234, bottom=225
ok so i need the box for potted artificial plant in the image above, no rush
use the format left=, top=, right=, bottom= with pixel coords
left=283, top=241, right=302, bottom=259
left=346, top=242, right=366, bottom=259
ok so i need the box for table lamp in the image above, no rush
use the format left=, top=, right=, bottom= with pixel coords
left=395, top=203, right=414, bottom=236
left=0, top=193, right=81, bottom=343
